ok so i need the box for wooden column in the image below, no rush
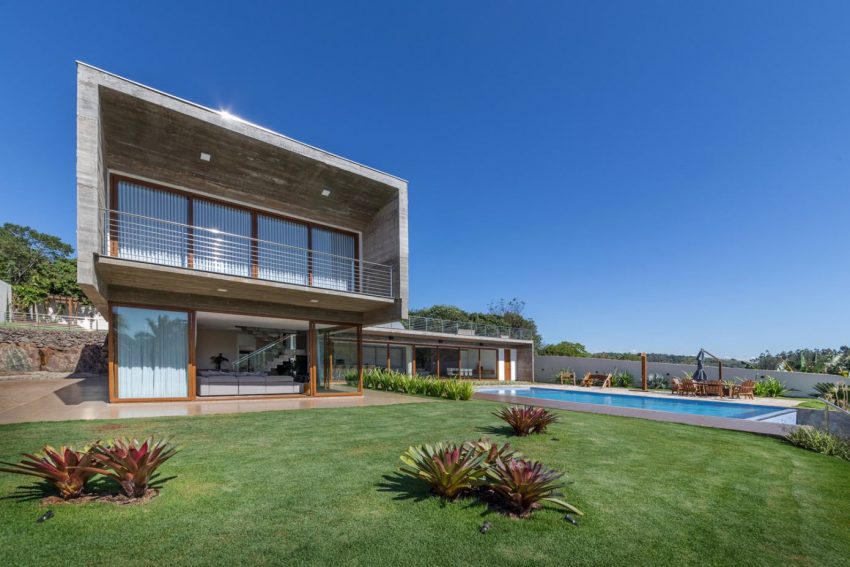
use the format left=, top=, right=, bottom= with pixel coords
left=641, top=353, right=648, bottom=391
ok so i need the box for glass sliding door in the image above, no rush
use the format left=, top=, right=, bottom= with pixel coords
left=415, top=347, right=437, bottom=376
left=315, top=325, right=360, bottom=394
left=480, top=349, right=498, bottom=380
left=459, top=349, right=478, bottom=379
left=363, top=344, right=386, bottom=370
left=311, top=227, right=356, bottom=292
left=438, top=348, right=460, bottom=378
left=389, top=345, right=409, bottom=374
left=113, top=306, right=190, bottom=399
left=116, top=180, right=188, bottom=267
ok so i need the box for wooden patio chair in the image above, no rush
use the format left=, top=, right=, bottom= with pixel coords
left=679, top=379, right=697, bottom=396
left=581, top=372, right=612, bottom=388
left=670, top=377, right=682, bottom=395
left=557, top=370, right=576, bottom=385
left=733, top=379, right=755, bottom=400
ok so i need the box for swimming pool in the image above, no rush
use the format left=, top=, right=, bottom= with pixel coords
left=477, top=387, right=788, bottom=420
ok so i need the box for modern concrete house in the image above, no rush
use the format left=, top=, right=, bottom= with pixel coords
left=76, top=62, right=532, bottom=402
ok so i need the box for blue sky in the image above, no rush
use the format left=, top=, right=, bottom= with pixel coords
left=1, top=1, right=849, bottom=358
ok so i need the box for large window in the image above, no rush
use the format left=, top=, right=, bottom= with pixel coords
left=111, top=177, right=358, bottom=290
left=363, top=344, right=386, bottom=370
left=389, top=345, right=409, bottom=373
left=480, top=349, right=498, bottom=379
left=113, top=306, right=189, bottom=399
left=438, top=348, right=460, bottom=378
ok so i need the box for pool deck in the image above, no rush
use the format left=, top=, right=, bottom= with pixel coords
left=473, top=384, right=800, bottom=436
left=0, top=375, right=433, bottom=425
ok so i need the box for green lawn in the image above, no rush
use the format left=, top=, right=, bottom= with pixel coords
left=1, top=401, right=848, bottom=566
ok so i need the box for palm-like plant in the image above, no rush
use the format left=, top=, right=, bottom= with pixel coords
left=399, top=442, right=487, bottom=499
left=0, top=445, right=98, bottom=499
left=494, top=405, right=559, bottom=436
left=488, top=458, right=583, bottom=518
left=82, top=437, right=177, bottom=498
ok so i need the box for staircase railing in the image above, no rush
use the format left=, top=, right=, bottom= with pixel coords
left=233, top=335, right=288, bottom=373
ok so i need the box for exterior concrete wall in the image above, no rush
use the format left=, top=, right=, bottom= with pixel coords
left=76, top=63, right=408, bottom=323
left=535, top=355, right=841, bottom=397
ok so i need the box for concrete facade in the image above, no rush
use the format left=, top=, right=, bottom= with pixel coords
left=76, top=62, right=408, bottom=324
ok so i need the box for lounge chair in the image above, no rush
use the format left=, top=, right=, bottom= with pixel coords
left=732, top=379, right=754, bottom=400
left=581, top=372, right=612, bottom=388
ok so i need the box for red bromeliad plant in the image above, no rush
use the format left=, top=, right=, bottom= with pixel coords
left=494, top=405, right=559, bottom=436
left=488, top=458, right=583, bottom=518
left=399, top=442, right=487, bottom=499
left=83, top=437, right=177, bottom=498
left=463, top=438, right=520, bottom=466
left=0, top=445, right=98, bottom=499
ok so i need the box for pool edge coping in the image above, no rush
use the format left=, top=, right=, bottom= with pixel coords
left=473, top=391, right=797, bottom=437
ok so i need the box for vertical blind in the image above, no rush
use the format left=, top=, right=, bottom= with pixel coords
left=311, top=227, right=356, bottom=291
left=117, top=181, right=188, bottom=267
left=192, top=201, right=252, bottom=276
left=258, top=215, right=309, bottom=284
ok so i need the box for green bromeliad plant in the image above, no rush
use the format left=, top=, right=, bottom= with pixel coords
left=753, top=376, right=788, bottom=398
left=399, top=442, right=487, bottom=499
left=82, top=437, right=178, bottom=498
left=487, top=458, right=583, bottom=518
left=0, top=445, right=99, bottom=499
left=494, top=405, right=559, bottom=436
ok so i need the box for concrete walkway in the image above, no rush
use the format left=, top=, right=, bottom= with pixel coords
left=474, top=384, right=800, bottom=436
left=0, top=375, right=432, bottom=425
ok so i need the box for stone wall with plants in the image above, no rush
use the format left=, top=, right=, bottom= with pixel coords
left=0, top=327, right=107, bottom=374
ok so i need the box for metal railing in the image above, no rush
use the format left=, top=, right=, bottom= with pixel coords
left=2, top=311, right=108, bottom=331
left=233, top=335, right=288, bottom=372
left=380, top=316, right=533, bottom=340
left=101, top=209, right=395, bottom=298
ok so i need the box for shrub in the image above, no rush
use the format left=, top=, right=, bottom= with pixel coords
left=357, top=369, right=474, bottom=400
left=647, top=373, right=667, bottom=389
left=786, top=426, right=850, bottom=461
left=611, top=369, right=634, bottom=388
left=0, top=445, right=98, bottom=499
left=813, top=381, right=850, bottom=410
left=399, top=442, right=486, bottom=499
left=487, top=458, right=583, bottom=518
left=84, top=437, right=178, bottom=498
left=495, top=405, right=559, bottom=436
left=753, top=376, right=788, bottom=398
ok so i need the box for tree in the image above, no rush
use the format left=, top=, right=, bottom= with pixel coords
left=0, top=223, right=73, bottom=286
left=538, top=341, right=590, bottom=357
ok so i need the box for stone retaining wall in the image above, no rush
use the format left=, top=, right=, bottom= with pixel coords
left=0, top=327, right=108, bottom=374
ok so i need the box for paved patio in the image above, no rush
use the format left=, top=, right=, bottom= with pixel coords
left=474, top=384, right=801, bottom=436
left=0, top=375, right=433, bottom=425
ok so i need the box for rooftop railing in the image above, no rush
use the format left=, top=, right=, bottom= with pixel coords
left=378, top=316, right=533, bottom=341
left=101, top=209, right=395, bottom=299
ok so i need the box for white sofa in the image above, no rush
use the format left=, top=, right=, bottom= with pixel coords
left=197, top=372, right=304, bottom=396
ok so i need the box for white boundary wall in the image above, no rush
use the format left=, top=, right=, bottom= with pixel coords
left=535, top=355, right=844, bottom=397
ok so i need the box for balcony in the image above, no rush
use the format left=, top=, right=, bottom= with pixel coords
left=100, top=209, right=395, bottom=299
left=377, top=316, right=534, bottom=341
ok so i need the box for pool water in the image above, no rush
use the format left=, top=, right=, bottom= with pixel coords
left=477, top=387, right=787, bottom=420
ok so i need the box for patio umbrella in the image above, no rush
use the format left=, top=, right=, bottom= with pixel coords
left=693, top=349, right=708, bottom=382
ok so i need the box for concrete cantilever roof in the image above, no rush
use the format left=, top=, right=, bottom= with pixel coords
left=75, top=61, right=408, bottom=190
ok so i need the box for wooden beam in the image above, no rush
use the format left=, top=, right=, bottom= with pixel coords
left=641, top=352, right=648, bottom=391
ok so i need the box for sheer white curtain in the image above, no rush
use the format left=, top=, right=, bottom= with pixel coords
left=258, top=215, right=308, bottom=284
left=311, top=228, right=356, bottom=291
left=117, top=181, right=188, bottom=267
left=115, top=307, right=189, bottom=399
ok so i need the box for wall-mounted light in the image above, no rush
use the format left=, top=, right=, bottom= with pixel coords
left=310, top=299, right=319, bottom=303
left=216, top=288, right=228, bottom=292
left=200, top=152, right=211, bottom=162
left=321, top=189, right=331, bottom=197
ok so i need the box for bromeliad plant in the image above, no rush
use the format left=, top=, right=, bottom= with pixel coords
left=463, top=438, right=520, bottom=466
left=399, top=442, right=487, bottom=499
left=495, top=405, right=559, bottom=436
left=0, top=445, right=98, bottom=499
left=83, top=437, right=178, bottom=498
left=487, top=458, right=583, bottom=518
